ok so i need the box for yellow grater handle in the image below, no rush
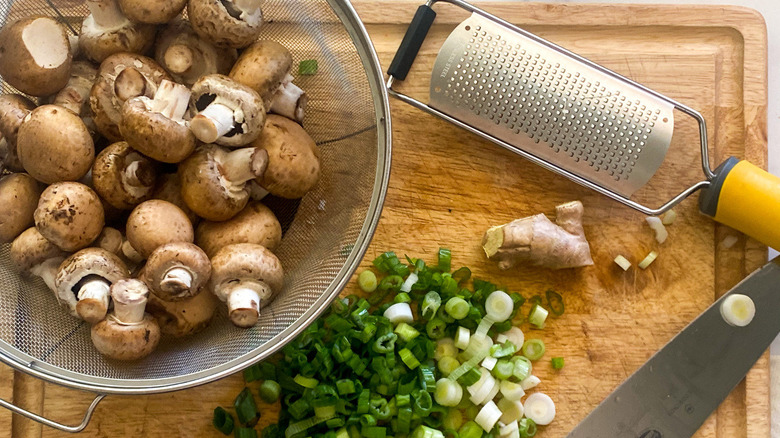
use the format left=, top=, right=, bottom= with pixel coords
left=699, top=157, right=780, bottom=250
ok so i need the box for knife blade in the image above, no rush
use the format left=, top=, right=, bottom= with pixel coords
left=567, top=257, right=780, bottom=438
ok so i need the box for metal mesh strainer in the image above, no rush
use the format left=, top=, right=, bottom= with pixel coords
left=0, top=0, right=391, bottom=429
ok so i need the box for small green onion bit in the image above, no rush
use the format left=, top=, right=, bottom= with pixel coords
left=518, top=418, right=537, bottom=437
left=234, top=388, right=259, bottom=427
left=491, top=359, right=514, bottom=380
left=298, top=59, right=319, bottom=75
left=438, top=248, right=452, bottom=272
left=358, top=270, right=378, bottom=293
left=458, top=421, right=483, bottom=438
left=545, top=289, right=565, bottom=316
left=444, top=297, right=469, bottom=320
left=259, top=380, right=281, bottom=403
left=235, top=427, right=259, bottom=438
left=213, top=407, right=235, bottom=435
left=551, top=357, right=565, bottom=370
left=522, top=339, right=546, bottom=361
left=511, top=355, right=533, bottom=381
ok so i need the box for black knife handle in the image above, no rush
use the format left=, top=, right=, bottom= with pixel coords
left=387, top=5, right=437, bottom=81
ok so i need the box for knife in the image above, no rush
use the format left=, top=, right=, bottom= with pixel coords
left=567, top=257, right=780, bottom=438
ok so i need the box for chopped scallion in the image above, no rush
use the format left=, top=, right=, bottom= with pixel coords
left=551, top=357, right=565, bottom=370
left=358, top=270, right=378, bottom=293
left=445, top=297, right=469, bottom=320
left=212, top=407, right=235, bottom=435
left=522, top=339, right=546, bottom=361
left=259, top=380, right=282, bottom=403
left=298, top=59, right=318, bottom=75
left=545, top=290, right=564, bottom=316
left=234, top=388, right=259, bottom=427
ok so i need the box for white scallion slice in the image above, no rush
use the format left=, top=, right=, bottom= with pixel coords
left=499, top=380, right=525, bottom=401
left=468, top=368, right=497, bottom=405
left=485, top=291, right=514, bottom=322
left=463, top=333, right=493, bottom=361
left=383, top=302, right=413, bottom=324
left=638, top=251, right=658, bottom=270
left=497, top=398, right=524, bottom=424
left=520, top=375, right=541, bottom=390
left=528, top=305, right=548, bottom=329
left=502, top=327, right=525, bottom=349
left=722, top=235, right=739, bottom=249
left=435, top=338, right=457, bottom=360
left=523, top=392, right=556, bottom=425
left=662, top=209, right=677, bottom=225
left=614, top=255, right=632, bottom=271
left=646, top=216, right=668, bottom=244
left=455, top=326, right=471, bottom=350
left=481, top=356, right=498, bottom=371
left=496, top=333, right=509, bottom=343
left=467, top=367, right=491, bottom=396
left=484, top=381, right=500, bottom=405
left=720, top=294, right=756, bottom=327
left=498, top=420, right=518, bottom=437
left=475, top=400, right=502, bottom=432
left=475, top=315, right=496, bottom=338
left=434, top=378, right=463, bottom=407
left=400, top=272, right=418, bottom=292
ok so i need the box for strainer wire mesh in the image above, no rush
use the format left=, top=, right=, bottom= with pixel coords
left=0, top=0, right=389, bottom=393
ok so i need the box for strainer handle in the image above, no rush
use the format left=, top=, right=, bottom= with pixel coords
left=0, top=392, right=106, bottom=433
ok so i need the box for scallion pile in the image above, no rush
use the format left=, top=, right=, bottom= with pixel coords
left=213, top=249, right=565, bottom=438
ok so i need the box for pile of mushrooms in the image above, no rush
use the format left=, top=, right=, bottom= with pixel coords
left=0, top=0, right=321, bottom=361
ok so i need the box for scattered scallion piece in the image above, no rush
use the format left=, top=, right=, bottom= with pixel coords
left=518, top=418, right=537, bottom=438
left=445, top=297, right=469, bottom=320
left=421, top=292, right=442, bottom=319
left=434, top=378, right=463, bottom=407
left=358, top=270, right=378, bottom=293
left=528, top=304, right=549, bottom=329
left=638, top=251, right=658, bottom=270
left=213, top=407, right=235, bottom=435
left=458, top=421, right=483, bottom=438
left=523, top=392, right=556, bottom=425
left=293, top=374, right=319, bottom=389
left=235, top=427, right=259, bottom=438
left=234, top=388, right=259, bottom=427
left=511, top=356, right=532, bottom=381
left=438, top=248, right=452, bottom=272
left=522, top=339, right=546, bottom=361
left=298, top=59, right=319, bottom=75
left=259, top=380, right=282, bottom=403
left=614, top=254, right=632, bottom=271
left=545, top=290, right=564, bottom=316
left=551, top=357, right=565, bottom=370
left=491, top=359, right=514, bottom=380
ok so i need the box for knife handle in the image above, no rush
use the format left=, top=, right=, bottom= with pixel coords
left=699, top=156, right=780, bottom=250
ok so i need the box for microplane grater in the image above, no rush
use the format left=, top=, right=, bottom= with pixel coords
left=387, top=0, right=717, bottom=216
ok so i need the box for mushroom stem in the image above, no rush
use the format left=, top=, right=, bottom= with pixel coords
left=225, top=281, right=270, bottom=328
left=159, top=267, right=193, bottom=294
left=150, top=80, right=191, bottom=121
left=164, top=44, right=195, bottom=75
left=221, top=147, right=268, bottom=185
left=111, top=279, right=149, bottom=324
left=122, top=160, right=150, bottom=188
left=190, top=103, right=235, bottom=144
left=76, top=278, right=111, bottom=323
left=86, top=0, right=128, bottom=30
left=115, top=67, right=148, bottom=101
left=270, top=76, right=307, bottom=123
left=121, top=239, right=145, bottom=264
left=29, top=258, right=61, bottom=293
left=230, top=0, right=263, bottom=26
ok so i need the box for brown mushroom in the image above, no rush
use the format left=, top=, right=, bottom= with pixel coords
left=126, top=200, right=194, bottom=259
left=179, top=144, right=268, bottom=221
left=251, top=115, right=320, bottom=199
left=119, top=0, right=187, bottom=24
left=94, top=227, right=123, bottom=256
left=79, top=0, right=156, bottom=63
left=0, top=174, right=42, bottom=243
left=17, top=105, right=95, bottom=184
left=0, top=16, right=72, bottom=96
left=0, top=95, right=36, bottom=172
left=91, top=278, right=160, bottom=360
left=55, top=247, right=129, bottom=323
left=196, top=201, right=281, bottom=258
left=35, top=182, right=105, bottom=252
left=230, top=40, right=307, bottom=123
left=90, top=53, right=171, bottom=142
left=190, top=74, right=266, bottom=147
left=146, top=285, right=217, bottom=337
left=151, top=173, right=199, bottom=225
left=187, top=0, right=263, bottom=49
left=209, top=243, right=283, bottom=327
left=10, top=227, right=68, bottom=293
left=92, top=141, right=157, bottom=209
left=154, top=19, right=237, bottom=86
left=140, top=242, right=211, bottom=302
left=120, top=79, right=196, bottom=163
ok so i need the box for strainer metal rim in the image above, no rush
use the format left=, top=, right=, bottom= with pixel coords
left=0, top=0, right=392, bottom=396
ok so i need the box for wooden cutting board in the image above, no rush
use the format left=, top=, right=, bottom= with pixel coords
left=0, top=2, right=768, bottom=437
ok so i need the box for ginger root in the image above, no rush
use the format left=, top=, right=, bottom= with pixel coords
left=482, top=201, right=594, bottom=270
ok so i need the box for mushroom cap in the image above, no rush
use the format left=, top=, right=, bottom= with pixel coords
left=10, top=227, right=67, bottom=275
left=146, top=287, right=217, bottom=337
left=252, top=115, right=321, bottom=199
left=151, top=173, right=199, bottom=225
left=119, top=0, right=187, bottom=24
left=0, top=94, right=35, bottom=152
left=196, top=201, right=282, bottom=258
left=178, top=144, right=255, bottom=222
left=187, top=0, right=263, bottom=49
left=34, top=182, right=105, bottom=252
left=91, top=313, right=160, bottom=360
left=0, top=173, right=42, bottom=243
left=126, top=200, right=194, bottom=259
left=17, top=105, right=95, bottom=184
left=90, top=53, right=171, bottom=142
left=0, top=16, right=72, bottom=96
left=229, top=40, right=292, bottom=106
left=0, top=137, right=24, bottom=173
left=141, top=242, right=211, bottom=302
left=120, top=97, right=196, bottom=163
left=55, top=247, right=129, bottom=318
left=92, top=141, right=157, bottom=210
left=191, top=74, right=266, bottom=147
left=79, top=14, right=156, bottom=63
left=155, top=19, right=237, bottom=86
left=209, top=243, right=283, bottom=302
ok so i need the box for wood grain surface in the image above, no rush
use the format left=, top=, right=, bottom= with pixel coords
left=0, top=2, right=769, bottom=437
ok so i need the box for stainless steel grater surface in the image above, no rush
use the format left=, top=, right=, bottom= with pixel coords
left=429, top=13, right=675, bottom=198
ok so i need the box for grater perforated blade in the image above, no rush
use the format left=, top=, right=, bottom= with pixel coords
left=428, top=13, right=675, bottom=198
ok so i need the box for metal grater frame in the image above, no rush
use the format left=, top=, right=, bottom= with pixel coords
left=387, top=0, right=714, bottom=215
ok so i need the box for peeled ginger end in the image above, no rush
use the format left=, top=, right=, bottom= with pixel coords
left=482, top=226, right=504, bottom=258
